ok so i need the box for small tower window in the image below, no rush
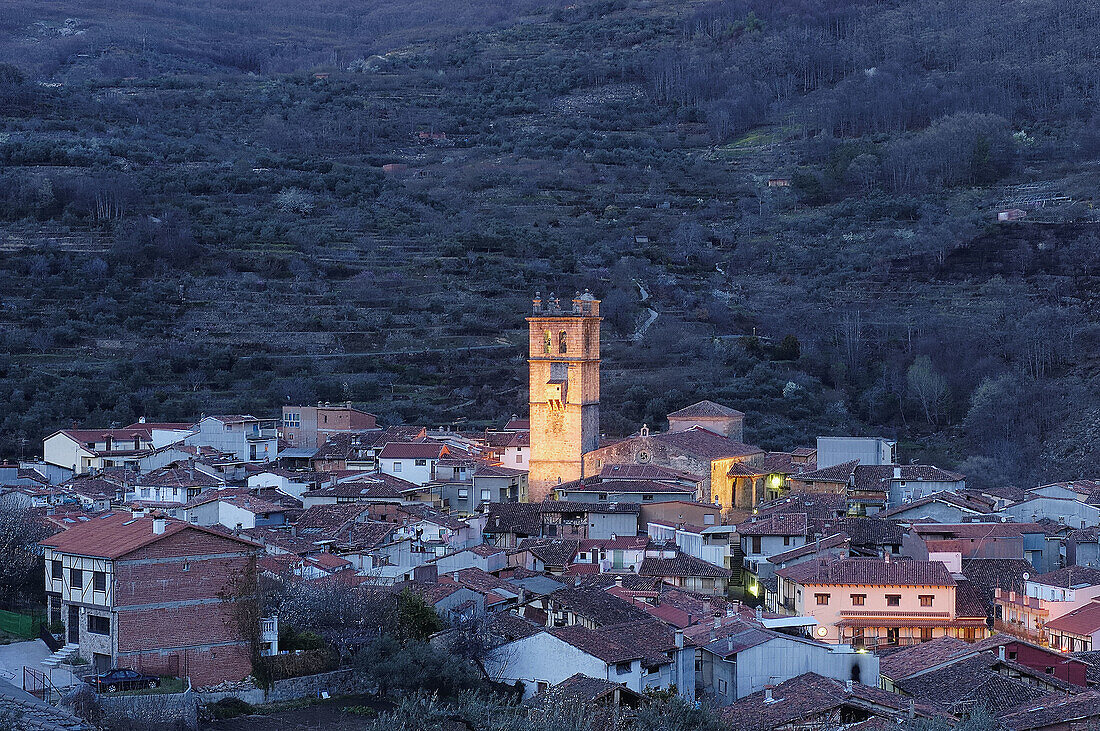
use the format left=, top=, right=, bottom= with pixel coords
left=559, top=330, right=568, bottom=354
left=544, top=331, right=552, bottom=354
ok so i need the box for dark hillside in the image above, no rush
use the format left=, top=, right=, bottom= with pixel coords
left=0, top=0, right=1098, bottom=486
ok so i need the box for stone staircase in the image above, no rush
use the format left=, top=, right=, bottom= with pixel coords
left=41, top=643, right=79, bottom=668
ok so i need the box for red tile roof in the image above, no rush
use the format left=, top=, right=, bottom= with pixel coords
left=737, top=512, right=808, bottom=536
left=39, top=511, right=254, bottom=559
left=1044, top=600, right=1100, bottom=636
left=377, top=442, right=447, bottom=460
left=667, top=400, right=744, bottom=419
left=777, top=557, right=955, bottom=587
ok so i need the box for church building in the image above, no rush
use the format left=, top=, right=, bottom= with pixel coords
left=526, top=291, right=601, bottom=503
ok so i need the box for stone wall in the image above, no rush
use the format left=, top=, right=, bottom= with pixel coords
left=100, top=688, right=198, bottom=730
left=197, top=668, right=376, bottom=707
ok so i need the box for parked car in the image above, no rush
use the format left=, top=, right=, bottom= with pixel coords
left=92, top=668, right=161, bottom=693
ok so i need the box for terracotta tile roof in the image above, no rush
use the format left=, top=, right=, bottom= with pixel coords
left=519, top=538, right=579, bottom=567
left=911, top=522, right=1031, bottom=540
left=1044, top=600, right=1100, bottom=636
left=639, top=552, right=731, bottom=579
left=768, top=532, right=849, bottom=564
left=895, top=653, right=1071, bottom=715
left=761, top=452, right=816, bottom=476
left=546, top=585, right=654, bottom=626
left=1070, top=651, right=1100, bottom=686
left=757, top=493, right=848, bottom=521
left=472, top=464, right=527, bottom=478
left=528, top=673, right=637, bottom=705
left=961, top=558, right=1033, bottom=602
left=852, top=464, right=965, bottom=493
left=484, top=502, right=541, bottom=535
left=137, top=464, right=221, bottom=488
left=303, top=472, right=417, bottom=500
left=737, top=512, right=808, bottom=536
left=378, top=442, right=447, bottom=460
left=720, top=673, right=943, bottom=730
left=39, top=511, right=254, bottom=559
left=649, top=427, right=762, bottom=460
left=488, top=611, right=542, bottom=643
left=667, top=400, right=744, bottom=419
left=598, top=464, right=702, bottom=482
left=1033, top=566, right=1100, bottom=589
left=295, top=503, right=370, bottom=533
left=793, top=459, right=858, bottom=483
left=545, top=500, right=640, bottom=515
left=883, top=490, right=994, bottom=518
left=558, top=478, right=694, bottom=494
left=1000, top=689, right=1100, bottom=730
left=0, top=679, right=90, bottom=730
left=578, top=536, right=649, bottom=552
left=397, top=504, right=467, bottom=531
left=955, top=579, right=989, bottom=619
left=816, top=517, right=906, bottom=548
left=777, top=557, right=954, bottom=587
left=879, top=636, right=971, bottom=679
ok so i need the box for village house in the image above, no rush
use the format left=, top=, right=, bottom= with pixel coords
left=43, top=427, right=157, bottom=475
left=697, top=623, right=878, bottom=704
left=184, top=415, right=279, bottom=464
left=247, top=468, right=326, bottom=501
left=280, top=402, right=378, bottom=449
left=483, top=501, right=640, bottom=547
left=638, top=544, right=732, bottom=596
left=39, top=512, right=268, bottom=685
left=774, top=557, right=990, bottom=647
left=177, top=489, right=288, bottom=531
left=554, top=477, right=697, bottom=504
left=1045, top=600, right=1100, bottom=652
left=647, top=522, right=738, bottom=572
left=377, top=442, right=449, bottom=486
left=130, top=462, right=223, bottom=504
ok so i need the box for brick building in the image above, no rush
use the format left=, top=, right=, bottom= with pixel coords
left=40, top=512, right=261, bottom=686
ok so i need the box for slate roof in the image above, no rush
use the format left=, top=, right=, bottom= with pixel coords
left=639, top=552, right=731, bottom=579
left=667, top=400, right=744, bottom=419
left=397, top=503, right=468, bottom=531
left=484, top=502, right=541, bottom=535
left=720, top=673, right=942, bottom=730
left=738, top=512, right=808, bottom=536
left=777, top=557, right=954, bottom=587
left=883, top=491, right=995, bottom=518
left=1070, top=650, right=1100, bottom=686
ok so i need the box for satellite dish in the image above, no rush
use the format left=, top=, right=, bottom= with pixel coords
left=1022, top=572, right=1030, bottom=581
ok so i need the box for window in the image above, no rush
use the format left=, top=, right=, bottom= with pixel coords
left=920, top=627, right=933, bottom=642
left=70, top=568, right=83, bottom=589
left=141, top=488, right=150, bottom=498
left=783, top=536, right=792, bottom=546
left=851, top=594, right=866, bottom=606
left=615, top=662, right=632, bottom=675
left=93, top=571, right=106, bottom=592
left=717, top=678, right=727, bottom=693
left=751, top=537, right=762, bottom=554
left=88, top=615, right=110, bottom=635
left=886, top=594, right=901, bottom=607
left=51, top=560, right=62, bottom=580
left=598, top=493, right=608, bottom=500
left=458, top=489, right=468, bottom=499
left=642, top=494, right=654, bottom=501
left=559, top=330, right=568, bottom=354
left=516, top=454, right=522, bottom=464
left=919, top=595, right=934, bottom=607
left=1045, top=666, right=1054, bottom=674
left=887, top=627, right=900, bottom=645
left=414, top=459, right=427, bottom=466
left=481, top=490, right=491, bottom=501
left=815, top=593, right=830, bottom=605
left=393, top=462, right=402, bottom=472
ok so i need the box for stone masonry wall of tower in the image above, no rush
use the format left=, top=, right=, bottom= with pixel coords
left=526, top=292, right=601, bottom=503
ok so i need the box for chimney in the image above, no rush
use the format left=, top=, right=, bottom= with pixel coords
left=727, top=637, right=734, bottom=652
left=893, top=466, right=901, bottom=480
left=152, top=517, right=167, bottom=535
left=755, top=605, right=762, bottom=620
left=714, top=617, right=721, bottom=629
left=845, top=679, right=853, bottom=693
left=908, top=699, right=915, bottom=720
left=764, top=686, right=774, bottom=703
left=675, top=630, right=684, bottom=649
left=702, top=599, right=711, bottom=615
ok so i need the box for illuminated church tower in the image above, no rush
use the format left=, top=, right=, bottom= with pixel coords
left=527, top=291, right=601, bottom=502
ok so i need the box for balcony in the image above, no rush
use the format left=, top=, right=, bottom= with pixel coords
left=260, top=616, right=279, bottom=656
left=247, top=429, right=279, bottom=440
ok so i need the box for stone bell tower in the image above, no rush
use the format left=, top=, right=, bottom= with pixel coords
left=527, top=290, right=601, bottom=503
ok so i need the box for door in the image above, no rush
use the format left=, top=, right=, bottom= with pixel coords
left=613, top=550, right=624, bottom=569
left=68, top=606, right=79, bottom=644
left=93, top=653, right=111, bottom=674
